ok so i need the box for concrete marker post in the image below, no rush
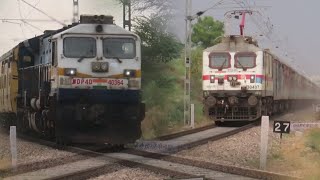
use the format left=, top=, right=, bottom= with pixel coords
left=10, top=126, right=17, bottom=171
left=260, top=116, right=269, bottom=170
left=191, top=104, right=195, bottom=128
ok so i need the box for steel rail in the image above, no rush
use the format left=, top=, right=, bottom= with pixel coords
left=2, top=121, right=300, bottom=180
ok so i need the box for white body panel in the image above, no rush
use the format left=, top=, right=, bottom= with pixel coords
left=39, top=23, right=141, bottom=91
left=202, top=51, right=264, bottom=92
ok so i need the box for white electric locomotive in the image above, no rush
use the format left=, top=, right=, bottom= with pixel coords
left=202, top=35, right=319, bottom=124
left=0, top=15, right=145, bottom=144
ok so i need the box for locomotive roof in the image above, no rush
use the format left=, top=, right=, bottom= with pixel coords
left=204, top=35, right=262, bottom=52
left=1, top=15, right=138, bottom=59
left=1, top=15, right=138, bottom=63
left=16, top=15, right=137, bottom=48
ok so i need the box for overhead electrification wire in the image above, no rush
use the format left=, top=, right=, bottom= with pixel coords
left=20, top=0, right=66, bottom=26
left=20, top=0, right=44, bottom=34
left=186, top=0, right=304, bottom=75
left=21, top=20, right=43, bottom=32
left=193, top=0, right=226, bottom=17
left=1, top=20, right=21, bottom=25
left=236, top=0, right=308, bottom=76
left=19, top=24, right=27, bottom=39
left=25, top=0, right=41, bottom=18
left=17, top=0, right=27, bottom=39
left=0, top=18, right=65, bottom=22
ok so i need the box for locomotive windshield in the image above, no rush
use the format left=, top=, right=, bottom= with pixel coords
left=235, top=52, right=256, bottom=68
left=63, top=37, right=96, bottom=58
left=209, top=53, right=230, bottom=69
left=103, top=38, right=136, bottom=59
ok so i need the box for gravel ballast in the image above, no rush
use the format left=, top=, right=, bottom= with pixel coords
left=0, top=128, right=80, bottom=172
left=0, top=129, right=168, bottom=180
left=89, top=167, right=167, bottom=180
left=175, top=106, right=320, bottom=176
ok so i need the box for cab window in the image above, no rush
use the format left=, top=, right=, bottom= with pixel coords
left=208, top=52, right=231, bottom=69
left=63, top=37, right=96, bottom=58
left=103, top=38, right=136, bottom=59
left=235, top=52, right=256, bottom=69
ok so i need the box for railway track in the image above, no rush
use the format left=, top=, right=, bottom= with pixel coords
left=1, top=121, right=300, bottom=180
left=3, top=145, right=254, bottom=180
left=133, top=121, right=258, bottom=153
left=3, top=147, right=299, bottom=180
left=155, top=123, right=216, bottom=141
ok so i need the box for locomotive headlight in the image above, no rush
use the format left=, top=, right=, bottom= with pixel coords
left=100, top=62, right=108, bottom=71
left=250, top=75, right=255, bottom=83
left=210, top=75, right=215, bottom=83
left=92, top=62, right=100, bottom=71
left=96, top=25, right=103, bottom=33
left=123, top=69, right=136, bottom=78
left=64, top=68, right=77, bottom=76
left=228, top=76, right=233, bottom=81
left=232, top=76, right=237, bottom=81
left=91, top=62, right=108, bottom=72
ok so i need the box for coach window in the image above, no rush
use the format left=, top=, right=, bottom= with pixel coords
left=235, top=52, right=256, bottom=69
left=208, top=52, right=231, bottom=69
left=63, top=37, right=96, bottom=58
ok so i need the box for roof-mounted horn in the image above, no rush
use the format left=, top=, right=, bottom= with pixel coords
left=80, top=15, right=113, bottom=24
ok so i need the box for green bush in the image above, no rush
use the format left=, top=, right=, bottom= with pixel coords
left=140, top=47, right=213, bottom=138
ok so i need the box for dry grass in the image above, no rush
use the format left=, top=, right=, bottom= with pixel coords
left=268, top=128, right=320, bottom=179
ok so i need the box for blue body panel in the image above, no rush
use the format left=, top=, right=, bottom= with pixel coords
left=56, top=88, right=141, bottom=104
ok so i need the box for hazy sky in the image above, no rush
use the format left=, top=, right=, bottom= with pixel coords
left=172, top=0, right=320, bottom=76
left=0, top=0, right=123, bottom=54
left=0, top=0, right=319, bottom=75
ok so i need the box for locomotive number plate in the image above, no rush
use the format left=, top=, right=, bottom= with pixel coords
left=246, top=84, right=260, bottom=90
left=72, top=78, right=128, bottom=88
left=72, top=78, right=93, bottom=85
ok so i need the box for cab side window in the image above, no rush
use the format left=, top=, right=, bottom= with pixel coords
left=51, top=41, right=57, bottom=66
